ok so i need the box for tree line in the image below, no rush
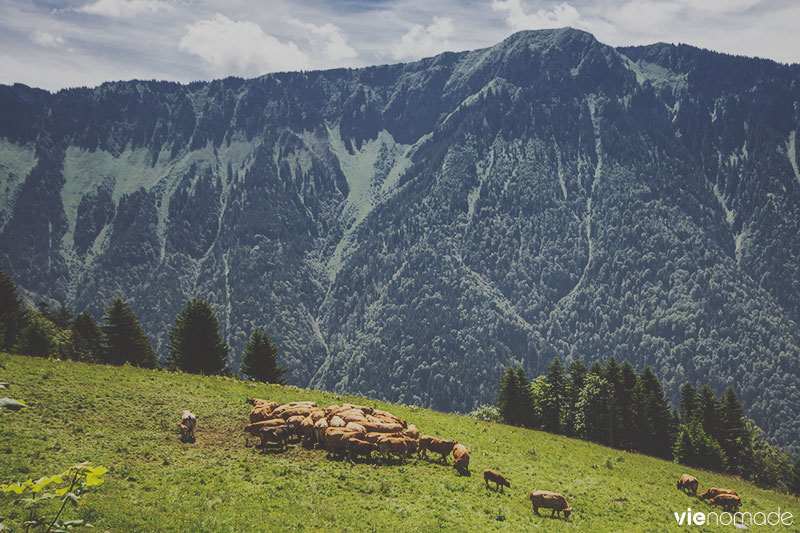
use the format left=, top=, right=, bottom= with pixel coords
left=0, top=266, right=285, bottom=384
left=491, top=357, right=800, bottom=496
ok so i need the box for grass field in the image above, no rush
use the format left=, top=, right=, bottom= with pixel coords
left=1, top=352, right=797, bottom=532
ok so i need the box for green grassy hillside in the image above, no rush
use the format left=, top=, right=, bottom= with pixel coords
left=0, top=353, right=797, bottom=532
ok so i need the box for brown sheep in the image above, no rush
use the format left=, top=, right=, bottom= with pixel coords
left=699, top=488, right=738, bottom=500
left=243, top=419, right=286, bottom=436
left=323, top=431, right=354, bottom=458
left=329, top=415, right=346, bottom=428
left=708, top=493, right=741, bottom=513
left=362, top=421, right=404, bottom=434
left=347, top=438, right=378, bottom=461
left=259, top=426, right=289, bottom=450
left=377, top=435, right=409, bottom=463
left=530, top=490, right=572, bottom=519
left=178, top=410, right=196, bottom=443
left=249, top=406, right=276, bottom=423
left=483, top=469, right=510, bottom=492
left=677, top=474, right=699, bottom=496
left=403, top=424, right=419, bottom=440
left=345, top=422, right=366, bottom=434
left=363, top=432, right=399, bottom=443
left=314, top=418, right=329, bottom=444
left=452, top=444, right=470, bottom=472
left=299, top=416, right=316, bottom=445
left=419, top=435, right=457, bottom=463
left=310, top=409, right=326, bottom=422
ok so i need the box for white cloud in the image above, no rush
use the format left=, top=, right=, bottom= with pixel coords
left=30, top=30, right=66, bottom=48
left=391, top=16, right=454, bottom=60
left=179, top=13, right=311, bottom=77
left=77, top=0, right=171, bottom=18
left=491, top=0, right=582, bottom=31
left=289, top=19, right=357, bottom=62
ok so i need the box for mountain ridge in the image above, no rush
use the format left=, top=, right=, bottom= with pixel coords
left=1, top=28, right=799, bottom=451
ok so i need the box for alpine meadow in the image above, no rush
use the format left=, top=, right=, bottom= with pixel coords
left=2, top=24, right=800, bottom=531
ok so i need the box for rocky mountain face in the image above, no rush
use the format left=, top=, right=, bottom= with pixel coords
left=2, top=28, right=799, bottom=450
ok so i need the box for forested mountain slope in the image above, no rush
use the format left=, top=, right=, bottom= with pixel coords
left=1, top=29, right=799, bottom=450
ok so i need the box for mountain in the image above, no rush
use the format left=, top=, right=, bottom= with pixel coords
left=1, top=28, right=799, bottom=451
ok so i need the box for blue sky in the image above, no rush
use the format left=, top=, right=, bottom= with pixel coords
left=2, top=0, right=798, bottom=91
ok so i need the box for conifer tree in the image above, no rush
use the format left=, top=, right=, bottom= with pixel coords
left=720, top=386, right=751, bottom=474
left=679, top=382, right=697, bottom=424
left=515, top=366, right=535, bottom=428
left=102, top=299, right=157, bottom=368
left=69, top=311, right=104, bottom=362
left=672, top=421, right=727, bottom=472
left=0, top=265, right=26, bottom=351
left=696, top=385, right=721, bottom=441
left=541, top=357, right=566, bottom=433
left=497, top=366, right=524, bottom=426
left=632, top=366, right=676, bottom=459
left=241, top=329, right=286, bottom=384
left=167, top=299, right=228, bottom=374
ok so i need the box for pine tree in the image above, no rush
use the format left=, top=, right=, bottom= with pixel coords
left=541, top=357, right=566, bottom=433
left=69, top=311, right=104, bottom=362
left=632, top=366, right=676, bottom=459
left=679, top=382, right=697, bottom=424
left=241, top=329, right=287, bottom=384
left=515, top=367, right=535, bottom=427
left=0, top=265, right=26, bottom=351
left=720, top=386, right=751, bottom=474
left=497, top=366, right=523, bottom=426
left=672, top=421, right=727, bottom=472
left=696, top=385, right=721, bottom=441
left=167, top=299, right=228, bottom=374
left=102, top=299, right=157, bottom=368
left=616, top=361, right=638, bottom=449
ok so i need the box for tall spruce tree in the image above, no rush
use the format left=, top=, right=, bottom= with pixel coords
left=497, top=366, right=528, bottom=426
left=167, top=299, right=228, bottom=374
left=0, top=266, right=26, bottom=351
left=632, top=366, right=676, bottom=459
left=515, top=366, right=536, bottom=428
left=69, top=311, right=104, bottom=362
left=102, top=299, right=157, bottom=368
left=575, top=373, right=611, bottom=443
left=696, top=385, right=721, bottom=441
left=241, top=329, right=286, bottom=384
left=541, top=357, right=566, bottom=433
left=679, top=382, right=697, bottom=424
left=720, top=386, right=751, bottom=474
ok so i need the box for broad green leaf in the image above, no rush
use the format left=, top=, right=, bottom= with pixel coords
left=85, top=474, right=104, bottom=487
left=87, top=466, right=107, bottom=476
left=55, top=487, right=69, bottom=496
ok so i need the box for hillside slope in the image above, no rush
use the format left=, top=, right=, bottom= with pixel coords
left=0, top=354, right=797, bottom=532
left=1, top=28, right=800, bottom=450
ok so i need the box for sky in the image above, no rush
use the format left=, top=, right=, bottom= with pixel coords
left=1, top=0, right=798, bottom=92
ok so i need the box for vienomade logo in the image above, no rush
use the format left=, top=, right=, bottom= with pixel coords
left=673, top=508, right=794, bottom=527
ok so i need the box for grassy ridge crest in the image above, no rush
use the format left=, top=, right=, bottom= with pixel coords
left=0, top=353, right=797, bottom=531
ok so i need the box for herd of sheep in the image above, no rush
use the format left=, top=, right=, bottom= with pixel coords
left=177, top=401, right=744, bottom=522
left=236, top=398, right=574, bottom=520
